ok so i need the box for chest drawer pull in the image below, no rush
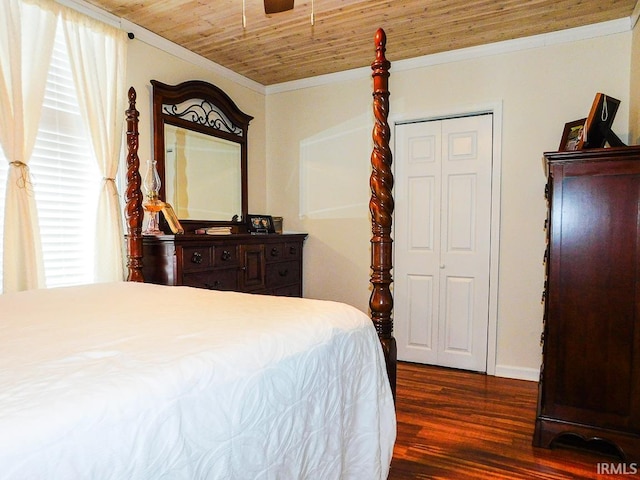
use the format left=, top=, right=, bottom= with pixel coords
left=278, top=268, right=289, bottom=277
left=191, top=252, right=203, bottom=264
left=270, top=247, right=280, bottom=257
left=289, top=246, right=297, bottom=255
left=205, top=281, right=221, bottom=289
left=221, top=250, right=232, bottom=261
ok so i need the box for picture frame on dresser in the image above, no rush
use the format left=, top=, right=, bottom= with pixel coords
left=247, top=214, right=275, bottom=234
left=581, top=93, right=625, bottom=148
left=558, top=118, right=586, bottom=151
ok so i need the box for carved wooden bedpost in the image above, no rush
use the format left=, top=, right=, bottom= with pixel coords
left=370, top=28, right=397, bottom=398
left=125, top=87, right=144, bottom=282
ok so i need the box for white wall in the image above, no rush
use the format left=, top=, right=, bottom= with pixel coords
left=266, top=31, right=632, bottom=379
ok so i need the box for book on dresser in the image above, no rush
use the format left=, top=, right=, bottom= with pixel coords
left=142, top=233, right=307, bottom=297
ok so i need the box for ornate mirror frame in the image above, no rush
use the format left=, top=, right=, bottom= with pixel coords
left=151, top=79, right=253, bottom=231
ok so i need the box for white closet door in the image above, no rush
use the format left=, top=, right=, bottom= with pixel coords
left=394, top=120, right=442, bottom=365
left=395, top=114, right=493, bottom=372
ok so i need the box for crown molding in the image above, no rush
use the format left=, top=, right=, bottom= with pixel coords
left=267, top=17, right=632, bottom=94
left=119, top=18, right=266, bottom=95
left=54, top=0, right=266, bottom=95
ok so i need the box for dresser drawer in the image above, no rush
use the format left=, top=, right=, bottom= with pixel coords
left=182, top=269, right=239, bottom=291
left=213, top=245, right=239, bottom=267
left=272, top=283, right=302, bottom=297
left=266, top=241, right=302, bottom=262
left=181, top=246, right=213, bottom=271
left=266, top=260, right=300, bottom=288
left=266, top=243, right=285, bottom=263
left=284, top=242, right=302, bottom=260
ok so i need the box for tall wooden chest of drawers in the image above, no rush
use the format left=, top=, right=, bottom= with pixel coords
left=534, top=147, right=640, bottom=461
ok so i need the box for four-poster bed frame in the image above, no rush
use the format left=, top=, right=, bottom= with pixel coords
left=124, top=30, right=396, bottom=391
left=368, top=28, right=396, bottom=394
left=0, top=29, right=396, bottom=480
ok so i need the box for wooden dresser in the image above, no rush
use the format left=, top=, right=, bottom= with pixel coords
left=534, top=146, right=640, bottom=461
left=142, top=233, right=307, bottom=297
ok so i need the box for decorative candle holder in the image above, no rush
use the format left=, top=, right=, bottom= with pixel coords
left=142, top=160, right=165, bottom=235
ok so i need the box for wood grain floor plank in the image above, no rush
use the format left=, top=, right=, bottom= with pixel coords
left=389, top=362, right=630, bottom=479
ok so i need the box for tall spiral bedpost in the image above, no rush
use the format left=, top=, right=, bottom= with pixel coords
left=370, top=28, right=396, bottom=398
left=125, top=87, right=144, bottom=282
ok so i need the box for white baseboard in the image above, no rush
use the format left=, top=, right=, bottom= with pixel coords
left=494, top=365, right=540, bottom=382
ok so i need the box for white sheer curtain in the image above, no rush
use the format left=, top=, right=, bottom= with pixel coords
left=62, top=7, right=128, bottom=282
left=0, top=0, right=59, bottom=292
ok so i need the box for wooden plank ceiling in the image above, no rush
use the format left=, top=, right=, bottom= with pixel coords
left=86, top=0, right=637, bottom=86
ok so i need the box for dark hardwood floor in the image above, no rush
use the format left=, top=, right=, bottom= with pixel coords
left=389, top=362, right=631, bottom=479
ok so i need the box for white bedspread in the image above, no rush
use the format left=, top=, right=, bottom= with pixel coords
left=0, top=282, right=395, bottom=479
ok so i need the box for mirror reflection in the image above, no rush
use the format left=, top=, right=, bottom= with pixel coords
left=164, top=124, right=242, bottom=221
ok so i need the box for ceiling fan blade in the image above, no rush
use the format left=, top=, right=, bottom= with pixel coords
left=264, top=0, right=294, bottom=14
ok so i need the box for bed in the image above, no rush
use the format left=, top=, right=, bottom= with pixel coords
left=0, top=29, right=396, bottom=480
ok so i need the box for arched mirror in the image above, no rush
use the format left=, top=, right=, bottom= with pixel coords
left=151, top=80, right=253, bottom=231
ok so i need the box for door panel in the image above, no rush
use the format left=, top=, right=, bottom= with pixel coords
left=395, top=120, right=441, bottom=364
left=407, top=274, right=435, bottom=349
left=240, top=244, right=266, bottom=291
left=442, top=276, right=474, bottom=352
left=447, top=174, right=476, bottom=251
left=408, top=176, right=435, bottom=250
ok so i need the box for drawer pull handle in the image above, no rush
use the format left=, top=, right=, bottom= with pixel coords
left=221, top=250, right=231, bottom=261
left=270, top=247, right=280, bottom=257
left=278, top=269, right=289, bottom=277
left=191, top=252, right=203, bottom=264
left=289, top=246, right=297, bottom=255
left=204, top=281, right=221, bottom=289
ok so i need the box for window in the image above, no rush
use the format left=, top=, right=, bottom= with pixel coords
left=0, top=22, right=100, bottom=292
